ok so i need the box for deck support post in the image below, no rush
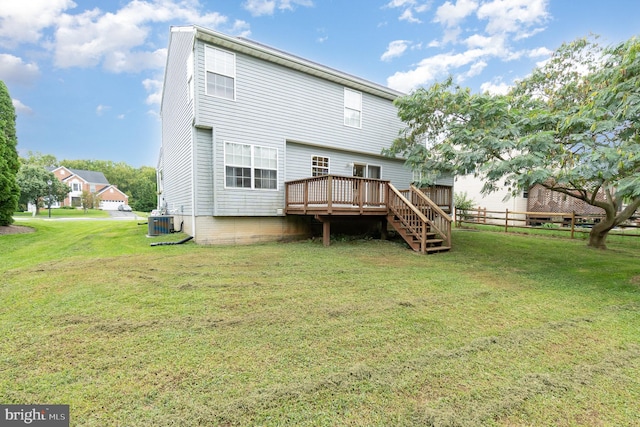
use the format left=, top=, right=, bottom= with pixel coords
left=323, top=220, right=331, bottom=247
left=315, top=215, right=331, bottom=247
left=380, top=217, right=388, bottom=240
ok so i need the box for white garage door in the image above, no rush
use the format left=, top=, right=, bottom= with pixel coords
left=100, top=201, right=122, bottom=210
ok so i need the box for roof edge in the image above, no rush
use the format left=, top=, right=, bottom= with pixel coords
left=192, top=25, right=404, bottom=101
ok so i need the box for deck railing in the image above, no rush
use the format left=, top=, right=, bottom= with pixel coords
left=406, top=185, right=452, bottom=247
left=388, top=184, right=430, bottom=253
left=285, top=175, right=389, bottom=214
left=419, top=185, right=453, bottom=214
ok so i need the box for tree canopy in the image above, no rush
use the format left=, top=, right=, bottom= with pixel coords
left=16, top=164, right=69, bottom=214
left=0, top=81, right=20, bottom=225
left=386, top=36, right=640, bottom=249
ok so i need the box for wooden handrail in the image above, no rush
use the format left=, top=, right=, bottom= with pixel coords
left=388, top=183, right=429, bottom=253
left=411, top=185, right=452, bottom=222
left=408, top=185, right=452, bottom=247
left=388, top=184, right=429, bottom=223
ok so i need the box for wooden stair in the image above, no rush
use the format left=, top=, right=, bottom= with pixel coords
left=387, top=184, right=452, bottom=255
left=387, top=214, right=451, bottom=254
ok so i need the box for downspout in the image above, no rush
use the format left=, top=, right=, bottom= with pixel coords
left=190, top=34, right=197, bottom=239
left=191, top=126, right=197, bottom=239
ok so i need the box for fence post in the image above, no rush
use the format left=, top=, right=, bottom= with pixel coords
left=571, top=211, right=576, bottom=239
left=505, top=209, right=509, bottom=233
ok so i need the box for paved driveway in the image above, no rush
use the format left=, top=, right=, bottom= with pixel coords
left=106, top=210, right=139, bottom=219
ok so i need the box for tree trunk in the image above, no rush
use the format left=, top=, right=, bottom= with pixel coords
left=587, top=226, right=609, bottom=249
left=587, top=212, right=616, bottom=249
left=587, top=198, right=640, bottom=249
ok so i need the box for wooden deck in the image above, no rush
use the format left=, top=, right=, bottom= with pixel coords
left=285, top=175, right=453, bottom=253
left=285, top=175, right=389, bottom=215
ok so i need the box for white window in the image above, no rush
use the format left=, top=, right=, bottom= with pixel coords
left=70, top=182, right=82, bottom=192
left=225, top=142, right=278, bottom=190
left=344, top=88, right=362, bottom=128
left=206, top=47, right=235, bottom=100
left=312, top=156, right=329, bottom=176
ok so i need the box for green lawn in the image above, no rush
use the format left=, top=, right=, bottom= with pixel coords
left=1, top=221, right=639, bottom=426
left=14, top=208, right=111, bottom=218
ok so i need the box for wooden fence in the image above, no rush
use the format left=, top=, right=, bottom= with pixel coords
left=455, top=207, right=640, bottom=238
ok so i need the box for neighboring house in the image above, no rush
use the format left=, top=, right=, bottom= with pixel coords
left=157, top=25, right=453, bottom=248
left=455, top=175, right=608, bottom=225
left=49, top=166, right=129, bottom=210
left=454, top=175, right=528, bottom=224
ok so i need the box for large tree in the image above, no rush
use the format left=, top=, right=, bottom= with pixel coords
left=386, top=36, right=640, bottom=249
left=16, top=165, right=69, bottom=215
left=0, top=81, right=20, bottom=225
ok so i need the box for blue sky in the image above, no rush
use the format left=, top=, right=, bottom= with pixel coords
left=1, top=0, right=639, bottom=168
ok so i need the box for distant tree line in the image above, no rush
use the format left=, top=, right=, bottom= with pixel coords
left=20, top=151, right=157, bottom=213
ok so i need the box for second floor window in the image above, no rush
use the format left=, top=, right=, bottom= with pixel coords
left=344, top=88, right=362, bottom=128
left=206, top=46, right=235, bottom=100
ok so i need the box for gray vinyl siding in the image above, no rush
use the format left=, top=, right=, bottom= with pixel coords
left=193, top=38, right=407, bottom=216
left=160, top=29, right=195, bottom=215
left=285, top=142, right=412, bottom=188
left=194, top=127, right=214, bottom=216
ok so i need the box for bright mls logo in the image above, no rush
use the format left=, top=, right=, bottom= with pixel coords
left=1, top=405, right=69, bottom=426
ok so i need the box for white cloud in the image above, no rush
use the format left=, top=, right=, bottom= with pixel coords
left=480, top=80, right=511, bottom=95
left=279, top=0, right=314, bottom=11
left=386, top=0, right=415, bottom=6
left=528, top=46, right=552, bottom=58
left=244, top=0, right=276, bottom=16
left=387, top=49, right=486, bottom=92
left=243, top=0, right=313, bottom=16
left=381, top=40, right=410, bottom=61
left=96, top=104, right=110, bottom=116
left=399, top=9, right=422, bottom=23
left=143, top=78, right=163, bottom=105
left=442, top=27, right=462, bottom=45
left=514, top=26, right=546, bottom=41
left=386, top=0, right=430, bottom=23
left=434, top=0, right=479, bottom=27
left=12, top=99, right=33, bottom=115
left=477, top=0, right=549, bottom=36
left=0, top=54, right=40, bottom=85
left=54, top=2, right=232, bottom=72
left=462, top=60, right=487, bottom=79
left=0, top=0, right=76, bottom=48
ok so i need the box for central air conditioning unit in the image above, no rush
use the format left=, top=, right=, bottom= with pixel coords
left=148, top=216, right=174, bottom=236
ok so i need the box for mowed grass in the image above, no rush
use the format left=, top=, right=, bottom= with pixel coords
left=1, top=220, right=640, bottom=426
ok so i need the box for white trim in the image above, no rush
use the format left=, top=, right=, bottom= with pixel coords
left=311, top=155, right=330, bottom=177
left=223, top=141, right=279, bottom=191
left=204, top=46, right=236, bottom=101
left=344, top=88, right=362, bottom=128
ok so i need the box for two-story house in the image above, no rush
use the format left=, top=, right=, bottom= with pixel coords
left=157, top=25, right=453, bottom=251
left=49, top=166, right=129, bottom=210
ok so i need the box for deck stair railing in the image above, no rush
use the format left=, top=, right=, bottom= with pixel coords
left=388, top=184, right=451, bottom=254
left=285, top=176, right=452, bottom=254
left=399, top=185, right=452, bottom=247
